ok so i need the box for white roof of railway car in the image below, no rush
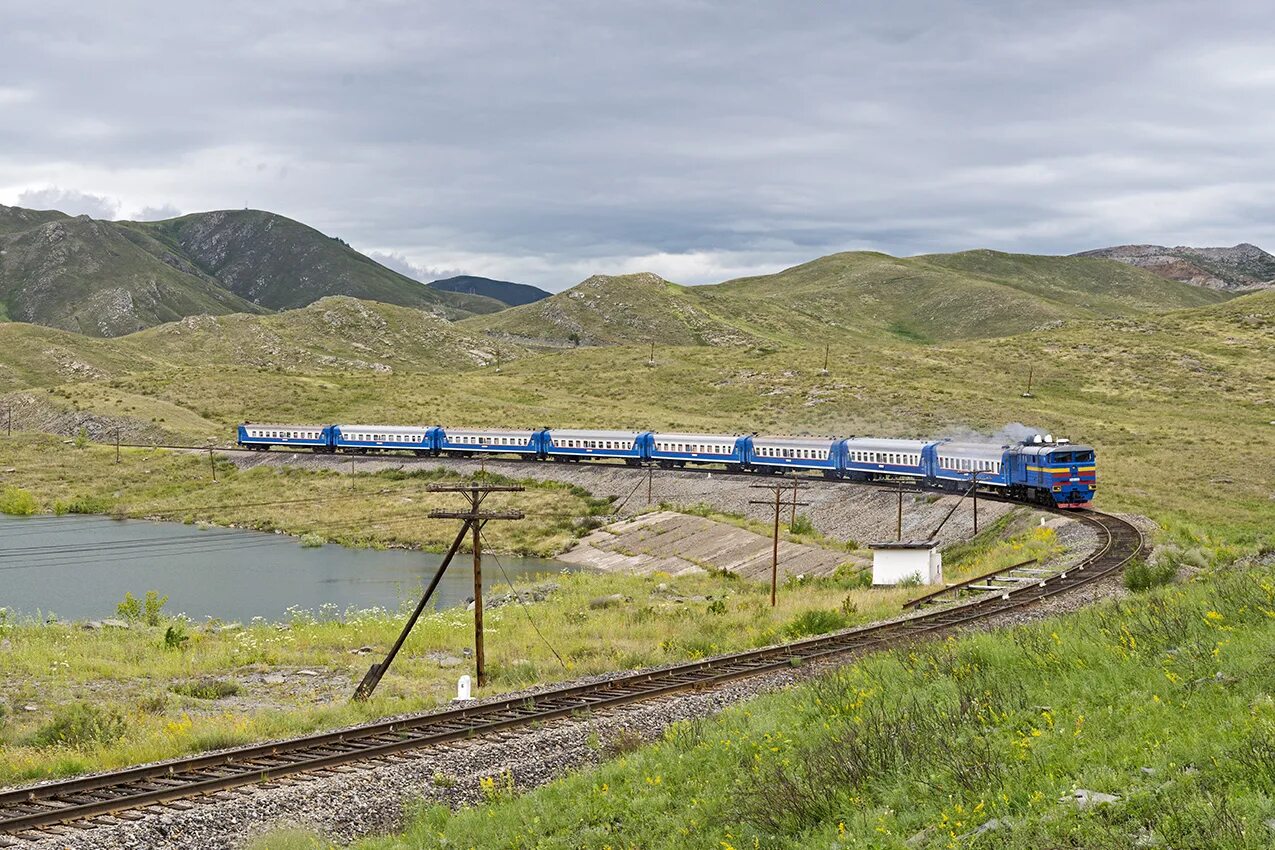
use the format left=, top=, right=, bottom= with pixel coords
left=752, top=436, right=840, bottom=448
left=547, top=429, right=643, bottom=439
left=442, top=427, right=538, bottom=436
left=934, top=442, right=1009, bottom=460
left=843, top=437, right=930, bottom=451
left=335, top=424, right=434, bottom=433
left=650, top=432, right=741, bottom=442
left=244, top=423, right=327, bottom=430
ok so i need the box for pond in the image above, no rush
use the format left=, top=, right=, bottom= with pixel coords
left=0, top=514, right=574, bottom=622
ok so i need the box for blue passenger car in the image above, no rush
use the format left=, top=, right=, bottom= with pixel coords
left=332, top=424, right=438, bottom=455
left=543, top=430, right=652, bottom=465
left=237, top=423, right=334, bottom=452
left=928, top=441, right=1011, bottom=490
left=746, top=436, right=844, bottom=476
left=436, top=428, right=548, bottom=457
left=649, top=433, right=748, bottom=470
left=841, top=438, right=932, bottom=481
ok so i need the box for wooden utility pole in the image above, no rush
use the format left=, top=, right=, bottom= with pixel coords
left=1023, top=365, right=1034, bottom=398
left=353, top=481, right=523, bottom=701
left=972, top=471, right=980, bottom=534
left=208, top=447, right=216, bottom=482
left=750, top=481, right=808, bottom=607
left=820, top=344, right=830, bottom=376
left=115, top=429, right=121, bottom=465
left=426, top=482, right=524, bottom=690
left=647, top=465, right=653, bottom=505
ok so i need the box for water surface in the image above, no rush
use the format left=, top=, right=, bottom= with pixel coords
left=0, top=514, right=571, bottom=622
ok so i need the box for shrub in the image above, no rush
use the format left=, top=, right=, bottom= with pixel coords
left=163, top=624, right=190, bottom=651
left=73, top=427, right=90, bottom=449
left=32, top=702, right=126, bottom=749
left=299, top=532, right=325, bottom=548
left=789, top=514, right=816, bottom=535
left=1125, top=558, right=1177, bottom=592
left=784, top=608, right=849, bottom=639
left=170, top=678, right=241, bottom=700
left=116, top=592, right=142, bottom=623
left=0, top=486, right=38, bottom=516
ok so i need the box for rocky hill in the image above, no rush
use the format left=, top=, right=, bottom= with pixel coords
left=0, top=205, right=500, bottom=337
left=426, top=275, right=551, bottom=307
left=1075, top=243, right=1275, bottom=292
left=465, top=250, right=1231, bottom=348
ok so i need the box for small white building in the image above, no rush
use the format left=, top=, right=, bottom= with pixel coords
left=870, top=540, right=943, bottom=586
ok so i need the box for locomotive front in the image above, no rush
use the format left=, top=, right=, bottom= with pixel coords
left=1011, top=437, right=1096, bottom=508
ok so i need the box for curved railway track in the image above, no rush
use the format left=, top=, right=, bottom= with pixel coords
left=0, top=509, right=1141, bottom=840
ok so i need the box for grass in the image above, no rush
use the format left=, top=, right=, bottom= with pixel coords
left=0, top=568, right=925, bottom=783
left=0, top=434, right=609, bottom=556
left=254, top=555, right=1275, bottom=850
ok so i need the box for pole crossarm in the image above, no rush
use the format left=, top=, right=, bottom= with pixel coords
left=428, top=510, right=525, bottom=521
left=426, top=484, right=525, bottom=493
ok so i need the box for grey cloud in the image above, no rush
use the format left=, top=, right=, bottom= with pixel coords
left=131, top=203, right=182, bottom=221
left=17, top=187, right=121, bottom=220
left=1, top=1, right=1274, bottom=288
left=364, top=251, right=463, bottom=284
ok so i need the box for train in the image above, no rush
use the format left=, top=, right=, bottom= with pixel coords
left=236, top=423, right=1097, bottom=508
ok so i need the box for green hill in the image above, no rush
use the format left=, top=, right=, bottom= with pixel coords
left=466, top=251, right=1232, bottom=348
left=0, top=205, right=501, bottom=338
left=128, top=210, right=502, bottom=316
left=0, top=296, right=517, bottom=393
left=0, top=207, right=264, bottom=336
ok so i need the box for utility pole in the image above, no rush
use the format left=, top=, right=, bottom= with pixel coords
left=647, top=465, right=653, bottom=505
left=750, top=481, right=808, bottom=607
left=6, top=402, right=10, bottom=437
left=115, top=428, right=121, bottom=465
left=648, top=341, right=656, bottom=367
left=350, top=457, right=355, bottom=491
left=353, top=481, right=523, bottom=701
left=208, top=447, right=216, bottom=482
left=1023, top=365, right=1034, bottom=398
left=820, top=344, right=830, bottom=376
left=971, top=471, right=980, bottom=534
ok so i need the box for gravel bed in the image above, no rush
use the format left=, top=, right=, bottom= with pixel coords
left=12, top=514, right=1150, bottom=850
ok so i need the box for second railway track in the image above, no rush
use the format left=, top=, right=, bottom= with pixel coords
left=0, top=509, right=1142, bottom=841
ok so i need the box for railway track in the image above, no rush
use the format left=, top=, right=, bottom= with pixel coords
left=0, top=509, right=1142, bottom=841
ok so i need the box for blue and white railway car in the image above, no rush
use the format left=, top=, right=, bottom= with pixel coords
left=332, top=424, right=437, bottom=456
left=929, top=441, right=1010, bottom=490
left=842, top=438, right=932, bottom=481
left=237, top=423, right=334, bottom=452
left=746, top=436, right=843, bottom=476
left=543, top=429, right=651, bottom=465
left=649, top=433, right=748, bottom=470
left=436, top=428, right=546, bottom=457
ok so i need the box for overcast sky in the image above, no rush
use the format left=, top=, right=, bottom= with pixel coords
left=2, top=1, right=1273, bottom=289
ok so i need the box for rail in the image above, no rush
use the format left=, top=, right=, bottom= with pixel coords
left=0, top=510, right=1141, bottom=840
left=902, top=557, right=1040, bottom=609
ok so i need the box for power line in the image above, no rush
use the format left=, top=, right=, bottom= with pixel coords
left=479, top=527, right=567, bottom=671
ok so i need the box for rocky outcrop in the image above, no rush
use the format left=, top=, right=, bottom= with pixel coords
left=1076, top=243, right=1275, bottom=292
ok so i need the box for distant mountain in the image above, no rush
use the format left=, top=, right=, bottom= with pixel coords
left=1075, top=243, right=1275, bottom=292
left=0, top=205, right=265, bottom=337
left=0, top=205, right=501, bottom=337
left=464, top=250, right=1231, bottom=348
left=427, top=275, right=551, bottom=307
